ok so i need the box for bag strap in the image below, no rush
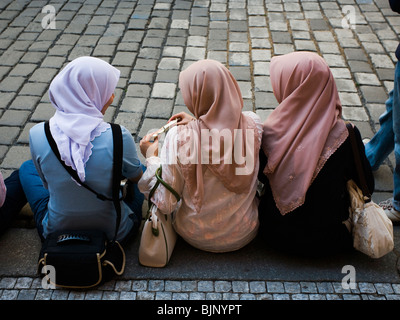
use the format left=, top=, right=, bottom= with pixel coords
left=44, top=121, right=123, bottom=242
left=346, top=122, right=372, bottom=201
left=110, top=123, right=123, bottom=242
left=147, top=165, right=181, bottom=213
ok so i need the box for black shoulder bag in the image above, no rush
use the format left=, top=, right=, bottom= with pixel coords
left=37, top=121, right=126, bottom=289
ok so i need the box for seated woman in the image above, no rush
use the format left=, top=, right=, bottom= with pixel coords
left=138, top=59, right=263, bottom=253
left=19, top=56, right=144, bottom=243
left=258, top=51, right=374, bottom=256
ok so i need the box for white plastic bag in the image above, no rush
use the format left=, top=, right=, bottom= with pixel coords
left=347, top=180, right=394, bottom=259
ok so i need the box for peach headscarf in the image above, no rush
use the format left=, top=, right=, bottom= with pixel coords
left=177, top=59, right=259, bottom=212
left=262, top=51, right=349, bottom=215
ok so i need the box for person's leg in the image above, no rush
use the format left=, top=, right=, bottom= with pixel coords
left=120, top=164, right=146, bottom=245
left=365, top=90, right=395, bottom=171
left=19, top=160, right=49, bottom=239
left=0, top=170, right=27, bottom=235
left=391, top=62, right=400, bottom=212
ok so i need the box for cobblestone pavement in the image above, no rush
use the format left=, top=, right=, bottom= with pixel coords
left=1, top=276, right=400, bottom=300
left=0, top=0, right=400, bottom=302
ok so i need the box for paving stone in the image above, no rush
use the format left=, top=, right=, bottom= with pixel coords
left=370, top=54, right=395, bottom=69
left=0, top=0, right=400, bottom=303
left=129, top=70, right=154, bottom=84
left=158, top=57, right=181, bottom=70
left=232, top=281, right=250, bottom=293
left=0, top=110, right=30, bottom=126
left=354, top=72, right=381, bottom=86
left=120, top=97, right=147, bottom=114
left=374, top=283, right=394, bottom=295
left=154, top=291, right=171, bottom=300
left=214, top=281, right=232, bottom=293
left=359, top=85, right=388, bottom=103
left=1, top=146, right=31, bottom=169
left=8, top=64, right=37, bottom=77
left=16, top=289, right=36, bottom=300
left=0, top=126, right=20, bottom=144
left=151, top=83, right=177, bottom=99
left=185, top=47, right=206, bottom=60
left=358, top=282, right=377, bottom=294
left=165, top=280, right=181, bottom=292
left=10, top=95, right=40, bottom=110
left=300, top=282, right=318, bottom=293
left=0, top=277, right=17, bottom=289
left=114, top=112, right=142, bottom=135
left=136, top=291, right=155, bottom=300
left=189, top=292, right=206, bottom=300
left=30, top=103, right=55, bottom=121
left=156, top=69, right=180, bottom=83
left=229, top=53, right=250, bottom=66
left=0, top=76, right=26, bottom=92
left=145, top=98, right=174, bottom=119
left=138, top=118, right=168, bottom=139
left=119, top=291, right=136, bottom=300
left=35, top=289, right=53, bottom=300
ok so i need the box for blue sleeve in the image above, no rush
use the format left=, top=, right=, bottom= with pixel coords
left=121, top=126, right=143, bottom=179
left=29, top=123, right=48, bottom=189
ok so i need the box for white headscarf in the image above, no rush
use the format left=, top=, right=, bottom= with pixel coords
left=48, top=56, right=120, bottom=182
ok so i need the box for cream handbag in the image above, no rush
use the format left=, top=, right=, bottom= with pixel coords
left=139, top=165, right=181, bottom=267
left=345, top=123, right=394, bottom=259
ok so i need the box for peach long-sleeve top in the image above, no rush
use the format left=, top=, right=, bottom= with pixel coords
left=138, top=111, right=263, bottom=253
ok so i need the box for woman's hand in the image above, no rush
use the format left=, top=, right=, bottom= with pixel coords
left=168, top=112, right=195, bottom=126
left=140, top=133, right=159, bottom=158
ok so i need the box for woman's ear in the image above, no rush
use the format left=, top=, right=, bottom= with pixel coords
left=101, top=93, right=115, bottom=115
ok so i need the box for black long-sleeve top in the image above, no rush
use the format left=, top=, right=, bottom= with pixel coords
left=257, top=126, right=374, bottom=256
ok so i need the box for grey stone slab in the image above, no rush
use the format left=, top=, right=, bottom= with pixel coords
left=19, top=83, right=48, bottom=97
left=138, top=118, right=167, bottom=139
left=30, top=103, right=55, bottom=121
left=0, top=110, right=30, bottom=126
left=0, top=77, right=26, bottom=92
left=359, top=85, right=388, bottom=104
left=151, top=83, right=177, bottom=99
left=0, top=127, right=20, bottom=145
left=156, top=70, right=180, bottom=83
left=112, top=52, right=137, bottom=67
left=114, top=112, right=142, bottom=135
left=28, top=68, right=58, bottom=83
left=17, top=122, right=36, bottom=144
left=145, top=99, right=174, bottom=119
left=129, top=70, right=154, bottom=84
left=0, top=146, right=31, bottom=169
left=8, top=64, right=37, bottom=77
left=120, top=97, right=147, bottom=114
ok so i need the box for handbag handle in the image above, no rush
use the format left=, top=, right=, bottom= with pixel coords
left=346, top=122, right=372, bottom=202
left=147, top=165, right=181, bottom=215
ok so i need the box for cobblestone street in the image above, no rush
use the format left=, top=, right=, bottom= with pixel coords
left=2, top=276, right=400, bottom=300
left=0, top=0, right=400, bottom=303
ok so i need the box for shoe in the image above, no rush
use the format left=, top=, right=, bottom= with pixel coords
left=379, top=198, right=400, bottom=223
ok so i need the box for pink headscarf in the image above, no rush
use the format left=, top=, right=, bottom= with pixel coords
left=177, top=59, right=260, bottom=212
left=48, top=56, right=120, bottom=182
left=262, top=51, right=348, bottom=215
